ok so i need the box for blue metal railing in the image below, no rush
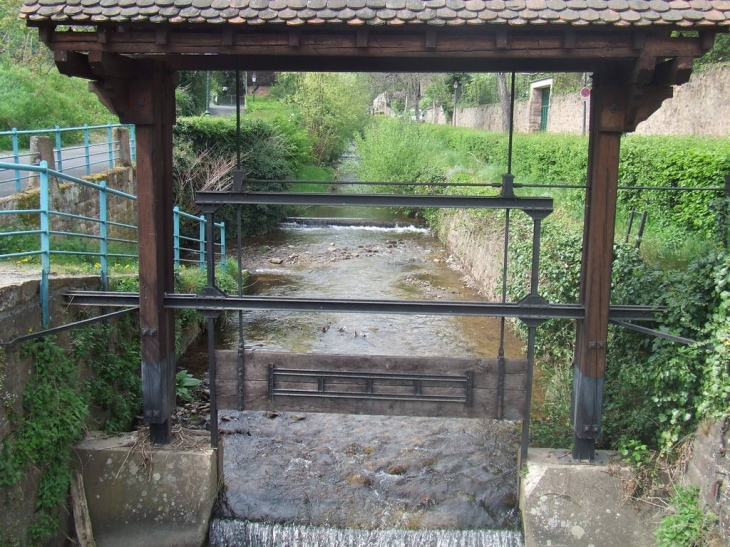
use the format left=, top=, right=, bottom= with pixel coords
left=0, top=161, right=225, bottom=327
left=0, top=123, right=136, bottom=193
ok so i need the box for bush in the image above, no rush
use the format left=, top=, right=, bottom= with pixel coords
left=173, top=116, right=314, bottom=237
left=355, top=118, right=447, bottom=188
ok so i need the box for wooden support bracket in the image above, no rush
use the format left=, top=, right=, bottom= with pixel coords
left=55, top=50, right=95, bottom=80
left=425, top=29, right=437, bottom=50
left=156, top=27, right=169, bottom=46
left=357, top=28, right=369, bottom=48
left=653, top=57, right=693, bottom=86
left=495, top=27, right=508, bottom=49
left=563, top=28, right=576, bottom=49
left=223, top=27, right=235, bottom=46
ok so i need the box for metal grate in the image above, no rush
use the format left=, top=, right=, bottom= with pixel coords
left=268, top=365, right=473, bottom=405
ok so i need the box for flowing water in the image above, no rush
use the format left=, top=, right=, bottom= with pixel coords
left=183, top=208, right=526, bottom=546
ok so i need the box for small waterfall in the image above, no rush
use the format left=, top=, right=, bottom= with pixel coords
left=209, top=520, right=523, bottom=547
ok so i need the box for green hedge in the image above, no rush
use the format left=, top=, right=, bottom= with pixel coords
left=423, top=125, right=730, bottom=238
left=173, top=116, right=314, bottom=237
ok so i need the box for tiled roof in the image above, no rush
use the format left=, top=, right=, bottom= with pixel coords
left=20, top=0, right=730, bottom=27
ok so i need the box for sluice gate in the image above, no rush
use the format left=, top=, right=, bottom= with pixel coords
left=216, top=350, right=527, bottom=419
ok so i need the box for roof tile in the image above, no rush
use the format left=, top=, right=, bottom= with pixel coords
left=179, top=6, right=201, bottom=16
left=607, top=0, right=629, bottom=10
left=337, top=6, right=357, bottom=17
left=477, top=7, right=498, bottom=18
left=356, top=6, right=376, bottom=16
left=139, top=5, right=160, bottom=14
left=396, top=7, right=417, bottom=17
left=465, top=0, right=485, bottom=10
left=159, top=5, right=180, bottom=15
left=17, top=0, right=730, bottom=28
left=704, top=8, right=728, bottom=18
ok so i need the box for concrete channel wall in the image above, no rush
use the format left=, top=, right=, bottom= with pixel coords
left=436, top=207, right=729, bottom=544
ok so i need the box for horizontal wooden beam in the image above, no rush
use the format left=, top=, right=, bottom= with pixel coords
left=42, top=27, right=708, bottom=73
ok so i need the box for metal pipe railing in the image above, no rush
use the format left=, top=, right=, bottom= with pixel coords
left=0, top=123, right=137, bottom=193
left=0, top=161, right=226, bottom=327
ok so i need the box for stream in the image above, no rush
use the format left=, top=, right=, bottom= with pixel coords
left=180, top=207, right=526, bottom=546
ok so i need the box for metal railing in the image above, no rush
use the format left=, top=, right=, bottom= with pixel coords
left=0, top=161, right=225, bottom=327
left=0, top=123, right=136, bottom=193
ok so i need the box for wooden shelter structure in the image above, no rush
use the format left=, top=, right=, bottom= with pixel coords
left=21, top=0, right=730, bottom=460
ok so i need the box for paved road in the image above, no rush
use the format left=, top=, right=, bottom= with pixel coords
left=0, top=142, right=115, bottom=198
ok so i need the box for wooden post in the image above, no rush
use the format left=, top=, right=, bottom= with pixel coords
left=572, top=70, right=624, bottom=461
left=135, top=62, right=177, bottom=444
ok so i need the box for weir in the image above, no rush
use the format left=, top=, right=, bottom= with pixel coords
left=17, top=0, right=730, bottom=544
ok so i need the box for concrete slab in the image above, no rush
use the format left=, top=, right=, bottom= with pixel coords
left=519, top=449, right=660, bottom=547
left=72, top=430, right=220, bottom=547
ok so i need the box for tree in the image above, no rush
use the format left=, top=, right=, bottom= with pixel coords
left=275, top=73, right=370, bottom=164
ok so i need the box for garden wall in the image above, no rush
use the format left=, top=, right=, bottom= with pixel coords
left=451, top=65, right=730, bottom=137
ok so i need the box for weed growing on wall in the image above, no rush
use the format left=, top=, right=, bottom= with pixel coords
left=655, top=485, right=717, bottom=546
left=0, top=336, right=88, bottom=543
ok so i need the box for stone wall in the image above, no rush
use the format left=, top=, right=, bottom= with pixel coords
left=0, top=165, right=137, bottom=243
left=449, top=65, right=730, bottom=137
left=686, top=419, right=730, bottom=543
left=0, top=275, right=103, bottom=546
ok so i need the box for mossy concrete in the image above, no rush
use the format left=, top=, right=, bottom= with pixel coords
left=519, top=448, right=660, bottom=547
left=72, top=432, right=220, bottom=547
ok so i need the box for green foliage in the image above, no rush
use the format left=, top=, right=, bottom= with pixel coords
left=274, top=73, right=370, bottom=164
left=0, top=0, right=51, bottom=69
left=74, top=317, right=142, bottom=432
left=355, top=118, right=447, bottom=188
left=173, top=115, right=312, bottom=237
left=0, top=62, right=116, bottom=149
left=0, top=336, right=88, bottom=542
left=655, top=485, right=717, bottom=547
left=176, top=369, right=201, bottom=403
left=618, top=136, right=730, bottom=239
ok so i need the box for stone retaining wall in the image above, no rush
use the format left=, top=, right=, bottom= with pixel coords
left=450, top=65, right=730, bottom=137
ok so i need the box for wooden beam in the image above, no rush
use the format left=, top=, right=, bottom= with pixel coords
left=54, top=50, right=95, bottom=80
left=425, top=28, right=437, bottom=50
left=572, top=70, right=624, bottom=460
left=563, top=28, right=576, bottom=49
left=223, top=27, right=235, bottom=46
left=653, top=56, right=693, bottom=86
left=288, top=29, right=300, bottom=47
left=631, top=54, right=656, bottom=86
left=88, top=50, right=138, bottom=80
left=38, top=24, right=54, bottom=45
left=44, top=27, right=709, bottom=70
left=136, top=61, right=177, bottom=444
left=625, top=85, right=674, bottom=132
left=155, top=27, right=169, bottom=46
left=495, top=27, right=508, bottom=49
left=356, top=28, right=369, bottom=48
left=97, top=27, right=111, bottom=44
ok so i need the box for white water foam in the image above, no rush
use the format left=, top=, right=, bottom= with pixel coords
left=210, top=520, right=523, bottom=547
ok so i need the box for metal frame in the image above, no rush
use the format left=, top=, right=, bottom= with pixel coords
left=268, top=366, right=473, bottom=405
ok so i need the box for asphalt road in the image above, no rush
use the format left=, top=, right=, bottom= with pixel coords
left=0, top=142, right=115, bottom=198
